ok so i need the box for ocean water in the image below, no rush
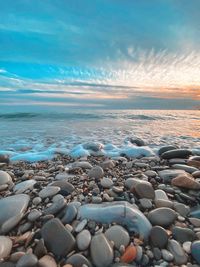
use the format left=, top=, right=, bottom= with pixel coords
left=0, top=109, right=200, bottom=161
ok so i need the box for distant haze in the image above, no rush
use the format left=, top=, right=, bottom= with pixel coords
left=0, top=0, right=200, bottom=110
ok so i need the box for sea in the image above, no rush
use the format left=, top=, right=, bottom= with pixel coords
left=0, top=109, right=200, bottom=161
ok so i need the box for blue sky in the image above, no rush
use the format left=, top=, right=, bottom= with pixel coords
left=0, top=0, right=200, bottom=110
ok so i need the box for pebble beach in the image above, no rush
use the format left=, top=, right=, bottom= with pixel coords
left=1, top=140, right=200, bottom=267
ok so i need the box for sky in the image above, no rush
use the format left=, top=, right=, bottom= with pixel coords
left=0, top=0, right=200, bottom=110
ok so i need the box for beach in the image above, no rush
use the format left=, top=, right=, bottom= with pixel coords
left=1, top=135, right=200, bottom=266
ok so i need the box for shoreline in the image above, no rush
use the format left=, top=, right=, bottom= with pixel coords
left=0, top=143, right=200, bottom=266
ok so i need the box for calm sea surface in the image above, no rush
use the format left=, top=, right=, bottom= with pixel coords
left=0, top=110, right=200, bottom=154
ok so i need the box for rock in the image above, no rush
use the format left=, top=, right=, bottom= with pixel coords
left=174, top=203, right=190, bottom=217
left=71, top=161, right=92, bottom=169
left=134, top=181, right=155, bottom=199
left=43, top=198, right=66, bottom=215
left=188, top=156, right=200, bottom=168
left=34, top=239, right=47, bottom=259
left=100, top=160, right=115, bottom=170
left=39, top=186, right=60, bottom=199
left=158, top=145, right=177, bottom=156
left=154, top=199, right=174, bottom=208
left=124, top=178, right=141, bottom=190
left=61, top=204, right=78, bottom=224
left=0, top=236, right=12, bottom=259
left=120, top=245, right=137, bottom=263
left=172, top=226, right=196, bottom=243
left=0, top=171, right=13, bottom=188
left=100, top=177, right=113, bottom=189
left=158, top=169, right=187, bottom=182
left=190, top=206, right=200, bottom=219
left=139, top=198, right=152, bottom=209
left=38, top=255, right=57, bottom=267
left=0, top=194, right=30, bottom=234
left=16, top=253, right=38, bottom=267
left=161, top=149, right=192, bottom=159
left=144, top=170, right=157, bottom=178
left=32, top=197, right=42, bottom=205
left=65, top=254, right=92, bottom=267
left=167, top=239, right=187, bottom=265
left=193, top=170, right=200, bottom=178
left=150, top=226, right=168, bottom=248
left=172, top=164, right=198, bottom=173
left=171, top=173, right=200, bottom=190
left=189, top=217, right=200, bottom=227
left=28, top=209, right=42, bottom=222
left=13, top=180, right=36, bottom=194
left=88, top=166, right=104, bottom=179
left=183, top=241, right=191, bottom=254
left=41, top=218, right=75, bottom=257
left=90, top=233, right=113, bottom=267
left=129, top=137, right=146, bottom=146
left=76, top=229, right=91, bottom=250
left=161, top=249, right=174, bottom=262
left=75, top=219, right=87, bottom=233
left=154, top=189, right=169, bottom=201
left=50, top=180, right=74, bottom=196
left=148, top=207, right=177, bottom=227
left=105, top=225, right=130, bottom=250
left=0, top=155, right=9, bottom=164
left=191, top=241, right=200, bottom=264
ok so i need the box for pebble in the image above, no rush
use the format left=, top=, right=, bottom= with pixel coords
left=76, top=229, right=91, bottom=250
left=105, top=225, right=130, bottom=250
left=172, top=164, right=198, bottom=174
left=120, top=245, right=137, bottom=263
left=41, top=218, right=75, bottom=257
left=32, top=197, right=42, bottom=205
left=183, top=241, right=192, bottom=254
left=65, top=253, right=92, bottom=267
left=38, top=255, right=57, bottom=267
left=139, top=198, right=152, bottom=209
left=150, top=226, right=168, bottom=248
left=39, top=186, right=60, bottom=198
left=101, top=177, right=113, bottom=188
left=189, top=217, right=200, bottom=227
left=51, top=180, right=75, bottom=196
left=154, top=199, right=173, bottom=208
left=90, top=233, right=113, bottom=267
left=171, top=173, right=200, bottom=190
left=172, top=226, right=196, bottom=243
left=0, top=170, right=13, bottom=188
left=174, top=203, right=190, bottom=217
left=13, top=179, right=36, bottom=194
left=154, top=189, right=169, bottom=201
left=158, top=169, right=186, bottom=182
left=75, top=219, right=87, bottom=232
left=161, top=149, right=192, bottom=159
left=134, top=181, right=155, bottom=199
left=158, top=145, right=177, bottom=156
left=161, top=249, right=174, bottom=261
left=191, top=241, right=200, bottom=264
left=28, top=209, right=42, bottom=222
left=16, top=253, right=38, bottom=267
left=100, top=160, right=115, bottom=169
left=167, top=239, right=187, bottom=265
left=0, top=194, right=30, bottom=234
left=148, top=207, right=177, bottom=227
left=0, top=236, right=12, bottom=259
left=88, top=166, right=104, bottom=179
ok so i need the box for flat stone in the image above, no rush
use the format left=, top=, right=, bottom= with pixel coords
left=171, top=174, right=200, bottom=190
left=174, top=203, right=190, bottom=217
left=0, top=236, right=12, bottom=259
left=172, top=164, right=198, bottom=174
left=90, top=233, right=113, bottom=267
left=154, top=189, right=169, bottom=201
left=148, top=207, right=177, bottom=227
left=14, top=180, right=36, bottom=194
left=0, top=171, right=13, bottom=188
left=0, top=194, right=30, bottom=234
left=100, top=177, right=113, bottom=189
left=51, top=180, right=74, bottom=196
left=88, top=166, right=104, bottom=179
left=150, top=226, right=168, bottom=248
left=76, top=229, right=91, bottom=250
left=16, top=253, right=38, bottom=267
left=161, top=149, right=192, bottom=159
left=65, top=253, right=92, bottom=267
left=158, top=146, right=177, bottom=156
left=139, top=198, right=152, bottom=209
left=134, top=181, right=155, bottom=199
left=167, top=239, right=187, bottom=265
left=161, top=249, right=174, bottom=261
left=28, top=209, right=42, bottom=222
left=158, top=169, right=187, bottom=183
left=154, top=199, right=174, bottom=208
left=105, top=225, right=130, bottom=250
left=39, top=186, right=60, bottom=198
left=38, top=255, right=57, bottom=267
left=41, top=218, right=75, bottom=257
left=172, top=226, right=196, bottom=243
left=191, top=241, right=200, bottom=264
